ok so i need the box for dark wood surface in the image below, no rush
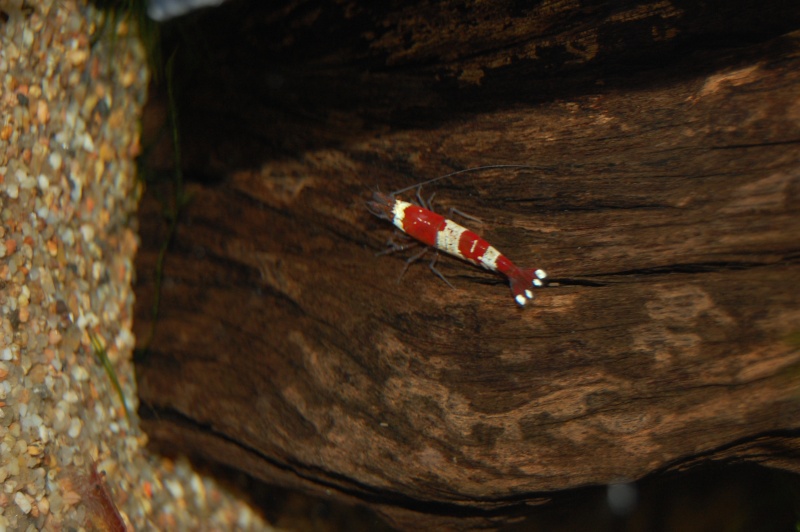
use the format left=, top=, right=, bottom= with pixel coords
left=135, top=1, right=800, bottom=527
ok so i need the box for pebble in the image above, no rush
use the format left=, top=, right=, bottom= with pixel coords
left=14, top=491, right=32, bottom=514
left=6, top=183, right=19, bottom=199
left=37, top=496, right=49, bottom=516
left=165, top=478, right=185, bottom=500
left=67, top=417, right=82, bottom=439
left=20, top=414, right=42, bottom=433
left=70, top=365, right=88, bottom=382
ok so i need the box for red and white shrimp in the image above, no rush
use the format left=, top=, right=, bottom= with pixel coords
left=367, top=166, right=548, bottom=306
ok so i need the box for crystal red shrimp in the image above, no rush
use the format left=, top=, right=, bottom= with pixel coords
left=367, top=165, right=548, bottom=306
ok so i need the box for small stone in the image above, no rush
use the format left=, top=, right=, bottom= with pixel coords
left=14, top=491, right=32, bottom=514
left=80, top=224, right=95, bottom=243
left=72, top=453, right=85, bottom=467
left=70, top=364, right=88, bottom=382
left=19, top=285, right=30, bottom=304
left=5, top=239, right=17, bottom=256
left=66, top=49, right=88, bottom=66
left=92, top=262, right=103, bottom=281
left=48, top=329, right=61, bottom=345
left=37, top=496, right=49, bottom=516
left=5, top=182, right=18, bottom=199
left=39, top=267, right=55, bottom=295
left=36, top=100, right=49, bottom=125
left=165, top=478, right=184, bottom=499
left=48, top=151, right=61, bottom=171
left=56, top=445, right=73, bottom=466
left=120, top=69, right=136, bottom=88
left=48, top=492, right=63, bottom=514
left=52, top=405, right=69, bottom=434
left=67, top=417, right=81, bottom=438
left=190, top=473, right=206, bottom=505
left=98, top=142, right=115, bottom=162
left=7, top=457, right=19, bottom=476
left=29, top=468, right=46, bottom=493
left=19, top=174, right=36, bottom=190
left=63, top=390, right=78, bottom=403
left=28, top=364, right=48, bottom=385
left=37, top=425, right=51, bottom=444
left=82, top=133, right=96, bottom=152
left=21, top=28, right=33, bottom=47
left=27, top=83, right=41, bottom=99
left=21, top=413, right=42, bottom=432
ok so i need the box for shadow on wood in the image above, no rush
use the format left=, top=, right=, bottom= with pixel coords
left=134, top=0, right=800, bottom=528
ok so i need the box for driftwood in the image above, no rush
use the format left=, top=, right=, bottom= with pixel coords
left=134, top=0, right=800, bottom=528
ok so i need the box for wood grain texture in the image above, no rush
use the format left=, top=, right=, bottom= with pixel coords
left=135, top=0, right=800, bottom=527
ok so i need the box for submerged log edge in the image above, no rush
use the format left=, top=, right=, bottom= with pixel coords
left=134, top=1, right=800, bottom=527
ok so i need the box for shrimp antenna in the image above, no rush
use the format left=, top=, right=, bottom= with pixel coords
left=391, top=164, right=543, bottom=196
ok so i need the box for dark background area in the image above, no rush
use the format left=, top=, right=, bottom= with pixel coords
left=201, top=457, right=799, bottom=530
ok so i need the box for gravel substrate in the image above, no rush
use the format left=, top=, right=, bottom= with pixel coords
left=0, top=1, right=274, bottom=530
